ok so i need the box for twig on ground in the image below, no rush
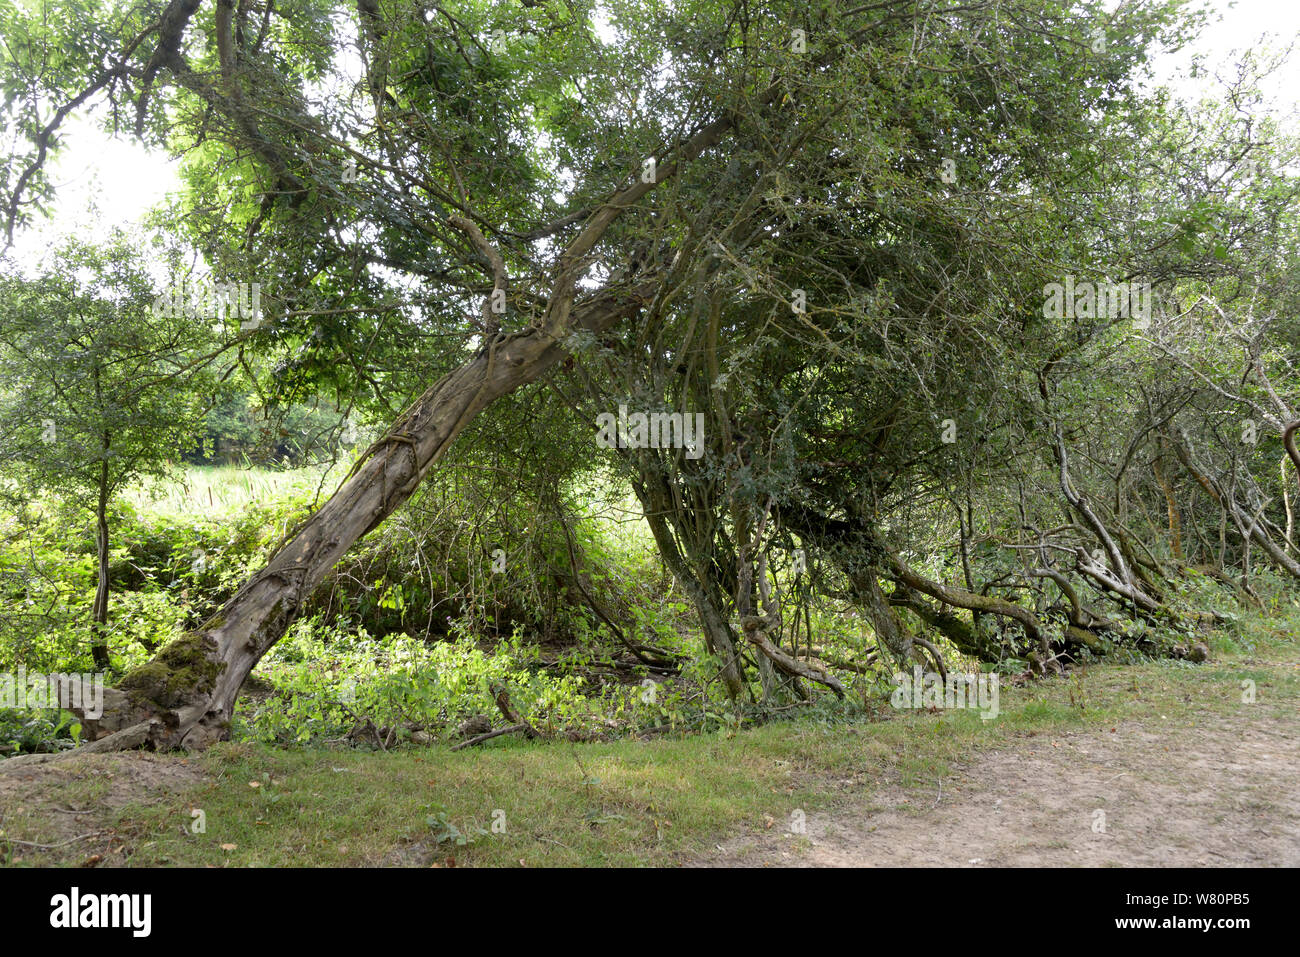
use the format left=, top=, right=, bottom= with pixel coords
left=449, top=723, right=531, bottom=751
left=2, top=831, right=106, bottom=850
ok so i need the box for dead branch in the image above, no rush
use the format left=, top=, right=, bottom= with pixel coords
left=450, top=723, right=531, bottom=751
left=490, top=682, right=544, bottom=740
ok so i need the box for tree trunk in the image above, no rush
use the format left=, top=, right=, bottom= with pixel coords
left=80, top=290, right=652, bottom=748
left=1052, top=430, right=1161, bottom=616
left=91, top=443, right=112, bottom=673
left=633, top=467, right=747, bottom=700
left=1284, top=421, right=1300, bottom=491
left=767, top=503, right=918, bottom=667
left=1153, top=451, right=1184, bottom=560
left=855, top=568, right=916, bottom=667
left=886, top=584, right=1002, bottom=661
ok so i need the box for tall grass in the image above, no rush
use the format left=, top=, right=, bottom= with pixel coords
left=122, top=464, right=343, bottom=518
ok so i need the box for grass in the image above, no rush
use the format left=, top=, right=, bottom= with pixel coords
left=121, top=464, right=342, bottom=519
left=3, top=616, right=1296, bottom=868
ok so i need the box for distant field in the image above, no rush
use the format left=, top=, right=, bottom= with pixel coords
left=121, top=464, right=344, bottom=518
left=119, top=464, right=656, bottom=543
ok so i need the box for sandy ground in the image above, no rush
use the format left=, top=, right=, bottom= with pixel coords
left=697, top=711, right=1300, bottom=866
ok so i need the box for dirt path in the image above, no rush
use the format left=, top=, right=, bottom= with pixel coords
left=701, top=711, right=1300, bottom=867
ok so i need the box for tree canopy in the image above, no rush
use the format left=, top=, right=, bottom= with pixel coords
left=0, top=0, right=1297, bottom=754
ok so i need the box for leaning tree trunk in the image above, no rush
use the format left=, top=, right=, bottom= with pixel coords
left=1052, top=429, right=1162, bottom=615
left=768, top=503, right=918, bottom=669
left=1284, top=421, right=1300, bottom=490
left=886, top=584, right=1004, bottom=661
left=63, top=104, right=739, bottom=751
left=852, top=567, right=916, bottom=667
left=79, top=289, right=650, bottom=750
left=1153, top=449, right=1185, bottom=560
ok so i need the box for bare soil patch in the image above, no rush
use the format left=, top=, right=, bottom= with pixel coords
left=699, top=712, right=1300, bottom=867
left=0, top=752, right=206, bottom=865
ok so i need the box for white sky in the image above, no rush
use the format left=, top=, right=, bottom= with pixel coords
left=6, top=0, right=1298, bottom=267
left=1145, top=0, right=1300, bottom=110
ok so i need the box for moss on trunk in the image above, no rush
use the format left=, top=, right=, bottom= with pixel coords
left=118, top=631, right=225, bottom=712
